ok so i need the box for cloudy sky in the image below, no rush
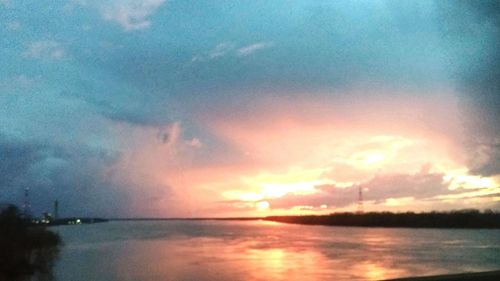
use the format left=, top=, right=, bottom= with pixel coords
left=1, top=0, right=499, bottom=217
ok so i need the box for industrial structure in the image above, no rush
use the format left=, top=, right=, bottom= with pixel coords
left=54, top=200, right=59, bottom=220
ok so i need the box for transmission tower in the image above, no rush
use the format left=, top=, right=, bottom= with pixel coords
left=54, top=200, right=59, bottom=220
left=22, top=187, right=32, bottom=217
left=357, top=185, right=364, bottom=214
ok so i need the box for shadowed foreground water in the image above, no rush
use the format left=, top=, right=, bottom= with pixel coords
left=51, top=220, right=500, bottom=281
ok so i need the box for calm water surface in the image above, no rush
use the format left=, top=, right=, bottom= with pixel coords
left=52, top=220, right=500, bottom=281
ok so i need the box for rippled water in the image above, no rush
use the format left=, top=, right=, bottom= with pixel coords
left=52, top=220, right=500, bottom=281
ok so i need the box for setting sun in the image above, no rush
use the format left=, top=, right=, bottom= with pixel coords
left=256, top=201, right=270, bottom=211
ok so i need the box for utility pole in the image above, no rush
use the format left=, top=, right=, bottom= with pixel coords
left=54, top=200, right=59, bottom=220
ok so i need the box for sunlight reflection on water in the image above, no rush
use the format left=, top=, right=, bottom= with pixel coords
left=52, top=220, right=500, bottom=281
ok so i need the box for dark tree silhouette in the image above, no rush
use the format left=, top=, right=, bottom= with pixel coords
left=266, top=210, right=500, bottom=229
left=0, top=205, right=61, bottom=281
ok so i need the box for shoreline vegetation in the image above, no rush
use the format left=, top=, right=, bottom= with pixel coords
left=0, top=206, right=61, bottom=281
left=383, top=270, right=500, bottom=281
left=264, top=210, right=500, bottom=229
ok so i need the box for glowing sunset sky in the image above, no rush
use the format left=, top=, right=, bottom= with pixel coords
left=1, top=1, right=499, bottom=217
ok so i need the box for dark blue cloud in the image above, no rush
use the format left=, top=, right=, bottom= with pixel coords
left=0, top=134, right=126, bottom=217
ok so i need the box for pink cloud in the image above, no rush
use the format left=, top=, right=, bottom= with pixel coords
left=107, top=88, right=499, bottom=216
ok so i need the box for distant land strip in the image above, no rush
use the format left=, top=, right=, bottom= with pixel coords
left=110, top=217, right=262, bottom=221
left=382, top=270, right=500, bottom=281
left=264, top=211, right=500, bottom=229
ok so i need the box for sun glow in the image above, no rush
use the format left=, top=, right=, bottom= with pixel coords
left=256, top=201, right=270, bottom=211
left=361, top=153, right=386, bottom=165
left=260, top=181, right=320, bottom=198
left=223, top=179, right=326, bottom=207
left=442, top=168, right=500, bottom=191
left=239, top=192, right=264, bottom=202
left=225, top=168, right=332, bottom=205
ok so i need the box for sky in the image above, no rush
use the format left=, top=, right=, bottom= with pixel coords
left=1, top=0, right=499, bottom=217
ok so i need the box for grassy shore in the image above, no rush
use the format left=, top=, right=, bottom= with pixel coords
left=383, top=270, right=500, bottom=281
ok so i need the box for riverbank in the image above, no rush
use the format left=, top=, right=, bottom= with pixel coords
left=383, top=270, right=500, bottom=281
left=0, top=206, right=61, bottom=281
left=265, top=211, right=500, bottom=228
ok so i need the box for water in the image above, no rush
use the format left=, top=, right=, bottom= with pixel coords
left=52, top=220, right=500, bottom=281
